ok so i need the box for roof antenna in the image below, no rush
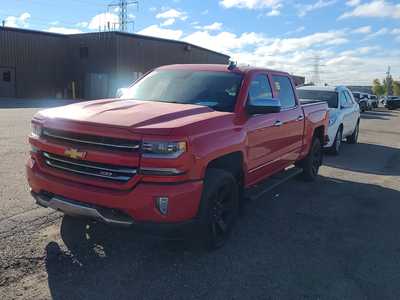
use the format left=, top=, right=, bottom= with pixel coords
left=228, top=60, right=237, bottom=70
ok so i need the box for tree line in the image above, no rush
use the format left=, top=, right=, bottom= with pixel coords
left=372, top=77, right=400, bottom=97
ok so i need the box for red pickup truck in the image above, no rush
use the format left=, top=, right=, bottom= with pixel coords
left=27, top=64, right=328, bottom=249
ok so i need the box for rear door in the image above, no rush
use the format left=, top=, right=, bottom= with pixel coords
left=339, top=91, right=354, bottom=136
left=344, top=90, right=358, bottom=132
left=271, top=74, right=305, bottom=166
left=245, top=73, right=286, bottom=184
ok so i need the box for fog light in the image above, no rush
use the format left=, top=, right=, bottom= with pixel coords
left=156, top=197, right=169, bottom=215
left=31, top=145, right=39, bottom=153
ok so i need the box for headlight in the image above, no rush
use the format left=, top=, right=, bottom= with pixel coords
left=142, top=141, right=187, bottom=158
left=329, top=115, right=338, bottom=127
left=31, top=122, right=43, bottom=138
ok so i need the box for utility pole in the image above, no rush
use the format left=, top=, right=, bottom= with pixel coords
left=308, top=55, right=325, bottom=85
left=108, top=0, right=139, bottom=32
left=386, top=66, right=393, bottom=96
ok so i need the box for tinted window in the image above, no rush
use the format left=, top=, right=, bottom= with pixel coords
left=272, top=75, right=296, bottom=109
left=248, top=74, right=272, bottom=101
left=297, top=89, right=338, bottom=108
left=120, top=70, right=243, bottom=112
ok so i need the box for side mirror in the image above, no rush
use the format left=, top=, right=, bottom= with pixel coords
left=247, top=98, right=281, bottom=114
left=116, top=88, right=128, bottom=98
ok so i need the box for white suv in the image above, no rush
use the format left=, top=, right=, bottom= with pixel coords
left=297, top=86, right=360, bottom=155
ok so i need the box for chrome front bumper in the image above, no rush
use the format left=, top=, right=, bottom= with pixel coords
left=31, top=191, right=134, bottom=226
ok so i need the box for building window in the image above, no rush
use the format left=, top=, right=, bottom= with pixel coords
left=3, top=71, right=11, bottom=82
left=80, top=47, right=89, bottom=59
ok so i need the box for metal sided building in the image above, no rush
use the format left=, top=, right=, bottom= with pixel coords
left=0, top=27, right=230, bottom=99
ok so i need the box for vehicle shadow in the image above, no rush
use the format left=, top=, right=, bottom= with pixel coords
left=360, top=110, right=397, bottom=120
left=324, top=142, right=400, bottom=176
left=45, top=176, right=400, bottom=299
left=0, top=98, right=81, bottom=109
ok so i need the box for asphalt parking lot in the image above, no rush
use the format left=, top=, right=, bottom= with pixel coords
left=0, top=100, right=399, bottom=300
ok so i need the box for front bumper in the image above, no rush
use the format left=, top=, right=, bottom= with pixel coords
left=27, top=157, right=204, bottom=226
left=324, top=124, right=337, bottom=148
left=386, top=101, right=400, bottom=109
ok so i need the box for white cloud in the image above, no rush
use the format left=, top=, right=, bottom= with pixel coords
left=156, top=9, right=187, bottom=20
left=184, top=31, right=267, bottom=53
left=285, top=26, right=306, bottom=35
left=363, top=27, right=389, bottom=40
left=266, top=9, right=280, bottom=16
left=346, top=0, right=360, bottom=6
left=4, top=12, right=31, bottom=28
left=391, top=28, right=400, bottom=35
left=161, top=18, right=176, bottom=26
left=339, top=0, right=400, bottom=19
left=155, top=8, right=188, bottom=27
left=195, top=22, right=223, bottom=31
left=137, top=25, right=183, bottom=40
left=297, top=0, right=337, bottom=17
left=219, top=0, right=282, bottom=10
left=76, top=21, right=89, bottom=28
left=47, top=27, right=83, bottom=34
left=88, top=12, right=119, bottom=30
left=351, top=26, right=372, bottom=34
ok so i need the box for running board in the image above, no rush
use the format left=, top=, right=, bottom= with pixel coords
left=244, top=166, right=303, bottom=201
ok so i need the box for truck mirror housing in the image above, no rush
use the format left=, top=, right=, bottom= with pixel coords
left=116, top=88, right=129, bottom=98
left=247, top=98, right=281, bottom=114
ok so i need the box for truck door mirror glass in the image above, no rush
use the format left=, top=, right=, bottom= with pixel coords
left=247, top=98, right=281, bottom=114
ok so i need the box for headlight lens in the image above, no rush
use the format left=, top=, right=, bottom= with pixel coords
left=329, top=115, right=338, bottom=127
left=31, top=122, right=43, bottom=138
left=142, top=141, right=187, bottom=158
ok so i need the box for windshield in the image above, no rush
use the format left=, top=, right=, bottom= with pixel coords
left=297, top=89, right=338, bottom=108
left=120, top=70, right=243, bottom=112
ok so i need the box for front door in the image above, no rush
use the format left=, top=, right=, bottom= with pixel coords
left=0, top=67, right=16, bottom=98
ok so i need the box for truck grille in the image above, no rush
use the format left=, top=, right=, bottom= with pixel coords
left=42, top=128, right=140, bottom=152
left=42, top=152, right=137, bottom=182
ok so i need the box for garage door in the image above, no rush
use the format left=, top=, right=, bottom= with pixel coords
left=0, top=67, right=16, bottom=98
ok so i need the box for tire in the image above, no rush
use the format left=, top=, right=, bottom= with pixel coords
left=330, top=127, right=343, bottom=155
left=297, top=137, right=323, bottom=182
left=198, top=168, right=239, bottom=250
left=347, top=122, right=359, bottom=144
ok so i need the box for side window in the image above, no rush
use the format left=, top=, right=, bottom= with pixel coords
left=345, top=91, right=354, bottom=105
left=339, top=92, right=348, bottom=107
left=272, top=75, right=296, bottom=109
left=248, top=74, right=273, bottom=101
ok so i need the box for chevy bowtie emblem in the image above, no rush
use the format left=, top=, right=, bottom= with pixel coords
left=64, top=148, right=87, bottom=160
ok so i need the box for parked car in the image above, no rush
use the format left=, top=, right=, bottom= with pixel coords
left=297, top=86, right=360, bottom=155
left=27, top=64, right=329, bottom=249
left=369, top=95, right=379, bottom=108
left=385, top=96, right=400, bottom=110
left=352, top=92, right=368, bottom=112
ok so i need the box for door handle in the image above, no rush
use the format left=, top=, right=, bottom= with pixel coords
left=297, top=115, right=304, bottom=121
left=274, top=120, right=284, bottom=127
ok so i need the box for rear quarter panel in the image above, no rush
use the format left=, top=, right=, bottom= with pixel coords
left=299, top=102, right=329, bottom=159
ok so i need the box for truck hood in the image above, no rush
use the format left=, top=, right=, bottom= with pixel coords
left=36, top=99, right=230, bottom=135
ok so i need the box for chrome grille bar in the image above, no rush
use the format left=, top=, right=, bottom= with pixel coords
left=42, top=128, right=140, bottom=151
left=43, top=152, right=137, bottom=174
left=43, top=152, right=136, bottom=182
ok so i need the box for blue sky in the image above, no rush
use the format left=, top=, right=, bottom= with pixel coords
left=1, top=0, right=399, bottom=84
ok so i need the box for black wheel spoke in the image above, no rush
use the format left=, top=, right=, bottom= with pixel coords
left=216, top=217, right=228, bottom=232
